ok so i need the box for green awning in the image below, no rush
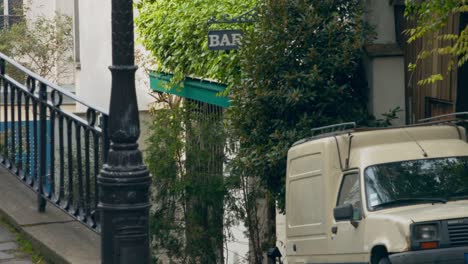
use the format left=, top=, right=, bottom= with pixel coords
left=149, top=72, right=229, bottom=108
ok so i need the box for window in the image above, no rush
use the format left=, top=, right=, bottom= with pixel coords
left=0, top=1, right=4, bottom=29
left=337, top=173, right=362, bottom=220
left=1, top=0, right=23, bottom=30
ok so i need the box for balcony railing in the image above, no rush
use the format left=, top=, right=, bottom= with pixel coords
left=0, top=51, right=109, bottom=233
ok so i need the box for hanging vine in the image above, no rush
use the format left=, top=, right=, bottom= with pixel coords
left=145, top=99, right=230, bottom=263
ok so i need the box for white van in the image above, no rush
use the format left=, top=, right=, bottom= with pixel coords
left=284, top=117, right=468, bottom=264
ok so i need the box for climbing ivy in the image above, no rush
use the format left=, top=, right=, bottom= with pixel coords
left=145, top=101, right=228, bottom=263
left=135, top=0, right=256, bottom=90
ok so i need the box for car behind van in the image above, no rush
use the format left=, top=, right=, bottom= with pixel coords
left=284, top=115, right=468, bottom=264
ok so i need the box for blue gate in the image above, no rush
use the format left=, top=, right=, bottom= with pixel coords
left=0, top=120, right=52, bottom=192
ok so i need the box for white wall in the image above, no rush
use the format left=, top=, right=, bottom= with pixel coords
left=365, top=0, right=397, bottom=44
left=25, top=0, right=72, bottom=19
left=368, top=57, right=406, bottom=125
left=75, top=0, right=111, bottom=112
left=226, top=224, right=249, bottom=264
left=364, top=0, right=406, bottom=126
left=75, top=0, right=153, bottom=113
left=25, top=0, right=55, bottom=20
left=55, top=0, right=73, bottom=16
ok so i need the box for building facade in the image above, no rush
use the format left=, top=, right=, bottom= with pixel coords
left=365, top=0, right=466, bottom=125
left=365, top=0, right=406, bottom=126
left=73, top=0, right=153, bottom=112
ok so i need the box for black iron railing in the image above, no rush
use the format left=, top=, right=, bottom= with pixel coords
left=0, top=52, right=109, bottom=232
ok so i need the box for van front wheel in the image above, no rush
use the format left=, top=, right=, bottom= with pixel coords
left=378, top=257, right=391, bottom=264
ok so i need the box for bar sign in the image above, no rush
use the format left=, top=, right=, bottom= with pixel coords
left=208, top=30, right=243, bottom=50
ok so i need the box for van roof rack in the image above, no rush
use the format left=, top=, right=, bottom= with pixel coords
left=293, top=112, right=468, bottom=147
left=418, top=112, right=468, bottom=123
left=293, top=122, right=356, bottom=146
left=310, top=122, right=356, bottom=135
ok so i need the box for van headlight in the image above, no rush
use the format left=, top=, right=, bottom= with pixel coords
left=414, top=224, right=438, bottom=240
left=411, top=223, right=441, bottom=250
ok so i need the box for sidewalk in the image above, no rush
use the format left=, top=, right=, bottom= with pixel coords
left=0, top=222, right=33, bottom=264
left=0, top=166, right=100, bottom=264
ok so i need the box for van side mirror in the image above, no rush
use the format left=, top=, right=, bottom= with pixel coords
left=334, top=204, right=354, bottom=221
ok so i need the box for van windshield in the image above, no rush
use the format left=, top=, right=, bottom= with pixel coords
left=365, top=156, right=468, bottom=211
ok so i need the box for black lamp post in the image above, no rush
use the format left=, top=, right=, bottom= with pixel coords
left=98, top=0, right=151, bottom=263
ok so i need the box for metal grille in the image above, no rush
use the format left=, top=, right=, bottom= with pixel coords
left=448, top=220, right=468, bottom=246
left=0, top=52, right=109, bottom=233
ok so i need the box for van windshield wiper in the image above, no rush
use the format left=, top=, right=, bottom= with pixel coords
left=372, top=198, right=447, bottom=210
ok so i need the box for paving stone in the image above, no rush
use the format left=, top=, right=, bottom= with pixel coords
left=0, top=167, right=95, bottom=263
left=0, top=242, right=17, bottom=251
left=0, top=226, right=14, bottom=243
left=0, top=222, right=33, bottom=263
left=0, top=252, right=14, bottom=260
left=3, top=261, right=33, bottom=264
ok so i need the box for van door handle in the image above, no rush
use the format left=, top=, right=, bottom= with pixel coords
left=331, top=226, right=338, bottom=234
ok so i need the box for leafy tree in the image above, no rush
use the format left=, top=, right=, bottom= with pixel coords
left=405, top=0, right=468, bottom=85
left=0, top=13, right=73, bottom=84
left=137, top=0, right=375, bottom=263
left=145, top=101, right=227, bottom=263
left=228, top=0, right=373, bottom=259
left=232, top=0, right=372, bottom=213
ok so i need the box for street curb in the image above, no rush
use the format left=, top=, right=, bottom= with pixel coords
left=0, top=208, right=67, bottom=264
left=0, top=210, right=68, bottom=264
left=0, top=167, right=100, bottom=264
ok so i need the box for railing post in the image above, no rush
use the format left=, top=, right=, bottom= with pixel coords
left=0, top=58, right=4, bottom=80
left=38, top=82, right=47, bottom=212
left=1, top=58, right=7, bottom=164
left=100, top=114, right=109, bottom=164
left=98, top=0, right=151, bottom=263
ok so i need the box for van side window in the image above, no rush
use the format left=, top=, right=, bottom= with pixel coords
left=337, top=173, right=361, bottom=220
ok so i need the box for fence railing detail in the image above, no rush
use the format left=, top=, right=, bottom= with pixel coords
left=0, top=52, right=109, bottom=232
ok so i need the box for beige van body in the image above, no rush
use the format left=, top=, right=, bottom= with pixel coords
left=285, top=125, right=468, bottom=264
